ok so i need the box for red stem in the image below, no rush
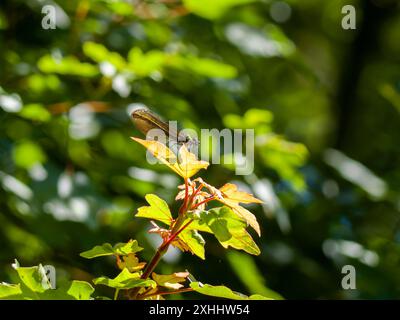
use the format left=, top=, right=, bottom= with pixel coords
left=166, top=219, right=194, bottom=245
left=130, top=178, right=191, bottom=299
left=191, top=196, right=215, bottom=209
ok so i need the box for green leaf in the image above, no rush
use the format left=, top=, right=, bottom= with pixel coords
left=178, top=229, right=205, bottom=260
left=83, top=42, right=126, bottom=71
left=259, top=134, right=308, bottom=191
left=136, top=194, right=173, bottom=225
left=171, top=56, right=237, bottom=79
left=190, top=282, right=272, bottom=300
left=80, top=240, right=143, bottom=259
left=184, top=56, right=237, bottom=78
left=93, top=268, right=155, bottom=289
left=128, top=48, right=166, bottom=77
left=0, top=283, right=22, bottom=298
left=106, top=2, right=135, bottom=16
left=15, top=265, right=48, bottom=293
left=152, top=271, right=189, bottom=290
left=19, top=104, right=51, bottom=122
left=185, top=217, right=212, bottom=233
left=183, top=0, right=256, bottom=20
left=38, top=54, right=99, bottom=77
left=200, top=207, right=260, bottom=255
left=1, top=261, right=95, bottom=300
left=113, top=241, right=144, bottom=256
left=13, top=141, right=47, bottom=169
left=67, top=281, right=95, bottom=300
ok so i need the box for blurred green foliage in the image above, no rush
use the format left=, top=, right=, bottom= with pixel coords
left=0, top=0, right=400, bottom=299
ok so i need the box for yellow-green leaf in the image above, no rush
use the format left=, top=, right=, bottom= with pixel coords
left=19, top=104, right=51, bottom=122
left=80, top=240, right=143, bottom=259
left=67, top=281, right=95, bottom=300
left=136, top=194, right=173, bottom=225
left=200, top=207, right=260, bottom=255
left=0, top=283, right=22, bottom=298
left=131, top=137, right=209, bottom=178
left=190, top=282, right=272, bottom=300
left=151, top=271, right=189, bottom=290
left=178, top=229, right=205, bottom=260
left=93, top=268, right=155, bottom=289
left=183, top=0, right=256, bottom=20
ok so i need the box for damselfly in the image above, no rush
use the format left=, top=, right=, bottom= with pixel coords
left=131, top=108, right=198, bottom=151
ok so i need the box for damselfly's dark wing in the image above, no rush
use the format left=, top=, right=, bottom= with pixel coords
left=131, top=108, right=176, bottom=138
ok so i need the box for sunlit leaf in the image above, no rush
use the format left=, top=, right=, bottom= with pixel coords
left=117, top=253, right=146, bottom=272
left=0, top=283, right=22, bottom=298
left=15, top=265, right=48, bottom=293
left=132, top=137, right=209, bottom=178
left=183, top=0, right=256, bottom=20
left=38, top=54, right=98, bottom=77
left=128, top=47, right=166, bottom=77
left=173, top=56, right=237, bottom=78
left=176, top=229, right=205, bottom=259
left=106, top=1, right=135, bottom=16
left=80, top=240, right=143, bottom=259
left=220, top=183, right=262, bottom=204
left=177, top=144, right=210, bottom=178
left=217, top=184, right=261, bottom=236
left=185, top=217, right=212, bottom=233
left=200, top=207, right=260, bottom=255
left=93, top=268, right=155, bottom=289
left=19, top=104, right=51, bottom=122
left=13, top=141, right=47, bottom=169
left=190, top=282, right=272, bottom=300
left=66, top=281, right=95, bottom=300
left=221, top=200, right=260, bottom=236
left=259, top=134, right=308, bottom=191
left=152, top=271, right=189, bottom=290
left=136, top=194, right=173, bottom=225
left=83, top=41, right=126, bottom=71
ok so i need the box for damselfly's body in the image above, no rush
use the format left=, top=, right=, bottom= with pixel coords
left=131, top=108, right=198, bottom=150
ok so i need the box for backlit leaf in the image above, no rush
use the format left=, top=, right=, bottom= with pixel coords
left=136, top=194, right=173, bottom=225
left=200, top=207, right=260, bottom=255
left=132, top=138, right=209, bottom=178
left=93, top=268, right=155, bottom=289
left=176, top=229, right=205, bottom=259
left=190, top=282, right=272, bottom=300
left=183, top=0, right=256, bottom=20
left=152, top=271, right=189, bottom=290
left=0, top=283, right=22, bottom=298
left=117, top=254, right=146, bottom=272
left=80, top=240, right=143, bottom=259
left=67, top=281, right=95, bottom=300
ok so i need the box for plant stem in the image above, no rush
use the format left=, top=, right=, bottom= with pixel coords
left=130, top=178, right=193, bottom=300
left=114, top=288, right=120, bottom=300
left=166, top=219, right=193, bottom=244
left=141, top=242, right=168, bottom=280
left=192, top=196, right=215, bottom=209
